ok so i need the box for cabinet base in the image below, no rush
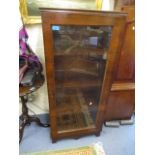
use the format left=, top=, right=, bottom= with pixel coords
left=51, top=131, right=101, bottom=143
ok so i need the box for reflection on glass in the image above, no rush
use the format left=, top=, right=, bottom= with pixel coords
left=52, top=25, right=112, bottom=54
left=51, top=25, right=112, bottom=133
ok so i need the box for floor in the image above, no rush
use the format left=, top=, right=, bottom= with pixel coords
left=19, top=114, right=135, bottom=155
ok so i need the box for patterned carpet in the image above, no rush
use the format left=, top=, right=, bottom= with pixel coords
left=21, top=143, right=106, bottom=155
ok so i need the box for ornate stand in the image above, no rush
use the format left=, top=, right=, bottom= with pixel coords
left=19, top=74, right=50, bottom=143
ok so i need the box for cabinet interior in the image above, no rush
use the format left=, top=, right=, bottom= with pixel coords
left=52, top=25, right=112, bottom=133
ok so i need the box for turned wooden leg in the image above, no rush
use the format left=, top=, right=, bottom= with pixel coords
left=19, top=121, right=26, bottom=143
left=19, top=96, right=29, bottom=143
left=19, top=95, right=50, bottom=143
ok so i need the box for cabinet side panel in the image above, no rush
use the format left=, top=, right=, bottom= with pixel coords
left=104, top=90, right=135, bottom=121
left=115, top=6, right=135, bottom=82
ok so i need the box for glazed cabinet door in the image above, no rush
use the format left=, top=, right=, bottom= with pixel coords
left=41, top=9, right=127, bottom=141
left=52, top=25, right=112, bottom=134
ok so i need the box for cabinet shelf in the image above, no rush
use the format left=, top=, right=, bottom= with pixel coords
left=56, top=77, right=102, bottom=89
left=55, top=29, right=108, bottom=37
left=55, top=57, right=104, bottom=89
left=55, top=57, right=101, bottom=77
left=54, top=48, right=107, bottom=57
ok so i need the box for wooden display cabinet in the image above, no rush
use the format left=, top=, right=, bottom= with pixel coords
left=40, top=8, right=127, bottom=142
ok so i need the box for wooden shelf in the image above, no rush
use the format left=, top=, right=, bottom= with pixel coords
left=55, top=57, right=100, bottom=77
left=54, top=48, right=107, bottom=56
left=56, top=30, right=105, bottom=36
left=56, top=78, right=102, bottom=89
left=55, top=58, right=103, bottom=89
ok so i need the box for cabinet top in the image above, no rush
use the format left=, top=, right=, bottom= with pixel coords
left=39, top=8, right=127, bottom=17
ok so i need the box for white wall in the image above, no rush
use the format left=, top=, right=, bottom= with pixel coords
left=102, top=0, right=115, bottom=11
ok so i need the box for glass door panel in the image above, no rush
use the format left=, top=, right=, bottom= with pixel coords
left=52, top=25, right=112, bottom=133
